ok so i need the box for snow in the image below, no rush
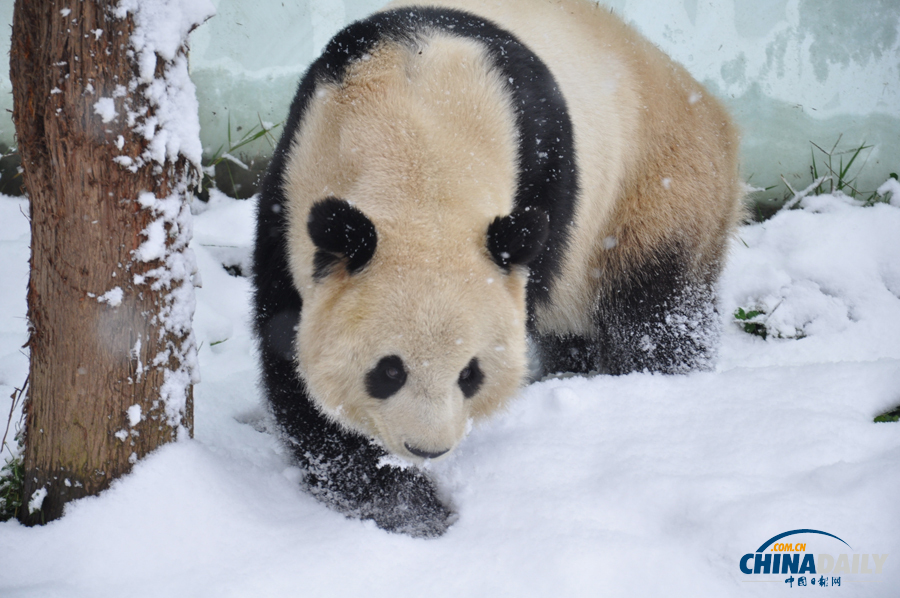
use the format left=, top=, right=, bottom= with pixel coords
left=721, top=194, right=900, bottom=364
left=92, top=97, right=117, bottom=123
left=134, top=216, right=167, bottom=263
left=108, top=0, right=213, bottom=435
left=126, top=404, right=142, bottom=428
left=26, top=488, right=46, bottom=516
left=95, top=287, right=124, bottom=307
left=115, top=0, right=214, bottom=168
left=1, top=186, right=898, bottom=596
left=877, top=177, right=900, bottom=207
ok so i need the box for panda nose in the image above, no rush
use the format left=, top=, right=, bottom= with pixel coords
left=404, top=443, right=450, bottom=460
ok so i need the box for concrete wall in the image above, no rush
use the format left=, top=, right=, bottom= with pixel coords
left=2, top=0, right=898, bottom=197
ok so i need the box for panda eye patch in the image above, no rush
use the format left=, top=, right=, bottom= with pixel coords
left=365, top=355, right=407, bottom=399
left=458, top=358, right=484, bottom=399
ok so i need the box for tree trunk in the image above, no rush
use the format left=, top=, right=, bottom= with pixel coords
left=11, top=0, right=199, bottom=524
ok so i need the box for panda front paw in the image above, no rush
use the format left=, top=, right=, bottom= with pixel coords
left=358, top=463, right=455, bottom=538
left=301, top=445, right=454, bottom=538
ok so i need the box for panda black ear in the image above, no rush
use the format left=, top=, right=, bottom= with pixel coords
left=307, top=197, right=378, bottom=278
left=486, top=207, right=550, bottom=270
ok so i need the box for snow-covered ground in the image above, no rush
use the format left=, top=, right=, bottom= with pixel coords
left=1, top=186, right=899, bottom=597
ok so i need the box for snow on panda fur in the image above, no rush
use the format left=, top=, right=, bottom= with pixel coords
left=252, top=0, right=743, bottom=537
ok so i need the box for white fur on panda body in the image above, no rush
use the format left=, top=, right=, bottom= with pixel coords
left=252, top=0, right=741, bottom=536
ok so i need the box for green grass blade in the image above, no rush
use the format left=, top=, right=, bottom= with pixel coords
left=874, top=405, right=900, bottom=423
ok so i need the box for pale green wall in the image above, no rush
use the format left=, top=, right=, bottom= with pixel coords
left=0, top=1, right=13, bottom=149
left=3, top=0, right=898, bottom=197
left=609, top=0, right=900, bottom=197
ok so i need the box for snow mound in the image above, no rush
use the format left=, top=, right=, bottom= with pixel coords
left=1, top=189, right=899, bottom=596
left=720, top=192, right=900, bottom=367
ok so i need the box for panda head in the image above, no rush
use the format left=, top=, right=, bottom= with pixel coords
left=295, top=197, right=548, bottom=462
left=281, top=36, right=549, bottom=462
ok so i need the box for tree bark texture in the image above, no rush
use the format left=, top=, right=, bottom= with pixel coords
left=12, top=0, right=197, bottom=524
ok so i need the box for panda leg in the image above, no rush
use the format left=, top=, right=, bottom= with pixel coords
left=257, top=313, right=453, bottom=538
left=593, top=249, right=720, bottom=375
left=532, top=332, right=603, bottom=378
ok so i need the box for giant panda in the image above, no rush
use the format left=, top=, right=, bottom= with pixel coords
left=252, top=0, right=743, bottom=537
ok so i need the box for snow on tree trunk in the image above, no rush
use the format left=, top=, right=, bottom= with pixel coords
left=11, top=0, right=213, bottom=525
